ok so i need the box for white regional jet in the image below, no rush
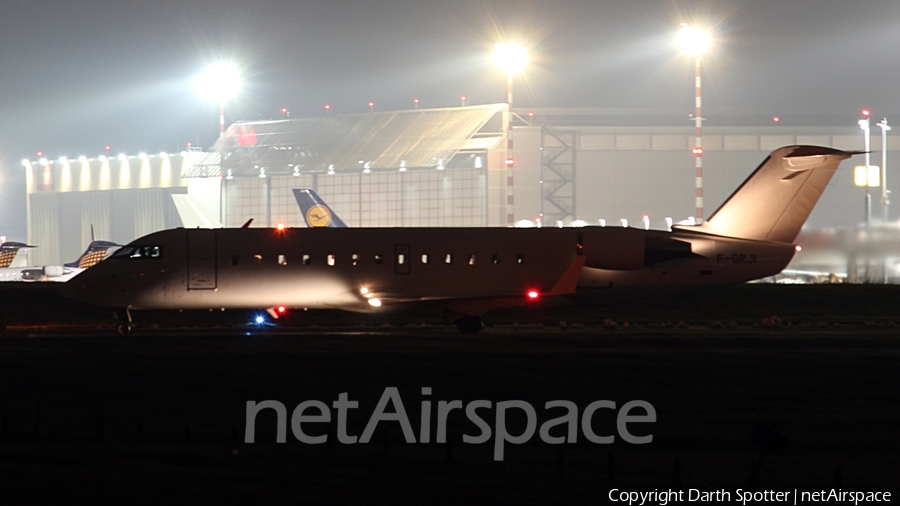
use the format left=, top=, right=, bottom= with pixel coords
left=0, top=238, right=120, bottom=282
left=60, top=146, right=854, bottom=333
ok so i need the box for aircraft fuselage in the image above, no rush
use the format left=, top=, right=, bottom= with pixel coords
left=60, top=226, right=796, bottom=312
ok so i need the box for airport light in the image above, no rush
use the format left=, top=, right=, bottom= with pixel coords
left=854, top=165, right=880, bottom=188
left=876, top=118, right=890, bottom=222
left=460, top=95, right=467, bottom=106
left=859, top=111, right=872, bottom=224
left=678, top=22, right=712, bottom=222
left=413, top=98, right=420, bottom=109
left=324, top=104, right=331, bottom=114
left=494, top=42, right=529, bottom=227
left=196, top=62, right=242, bottom=138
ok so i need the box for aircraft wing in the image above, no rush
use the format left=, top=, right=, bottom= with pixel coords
left=357, top=256, right=586, bottom=315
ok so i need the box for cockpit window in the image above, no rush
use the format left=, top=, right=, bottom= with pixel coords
left=111, top=246, right=163, bottom=259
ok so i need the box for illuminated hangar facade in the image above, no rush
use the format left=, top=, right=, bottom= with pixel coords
left=23, top=104, right=895, bottom=265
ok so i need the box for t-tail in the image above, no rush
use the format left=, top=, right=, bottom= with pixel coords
left=293, top=188, right=348, bottom=228
left=0, top=241, right=36, bottom=268
left=682, top=145, right=855, bottom=243
left=64, top=227, right=121, bottom=268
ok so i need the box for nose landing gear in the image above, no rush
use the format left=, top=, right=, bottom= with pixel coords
left=116, top=308, right=134, bottom=335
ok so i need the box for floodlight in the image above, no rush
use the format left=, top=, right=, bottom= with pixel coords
left=493, top=43, right=528, bottom=74
left=678, top=24, right=711, bottom=56
left=196, top=62, right=241, bottom=103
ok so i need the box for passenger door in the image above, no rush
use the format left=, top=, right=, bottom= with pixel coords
left=187, top=229, right=217, bottom=289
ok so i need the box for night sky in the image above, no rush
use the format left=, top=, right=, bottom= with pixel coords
left=2, top=0, right=900, bottom=239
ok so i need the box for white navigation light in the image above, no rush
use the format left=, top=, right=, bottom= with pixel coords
left=368, top=298, right=382, bottom=307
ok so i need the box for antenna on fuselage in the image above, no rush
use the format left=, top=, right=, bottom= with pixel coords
left=241, top=219, right=254, bottom=229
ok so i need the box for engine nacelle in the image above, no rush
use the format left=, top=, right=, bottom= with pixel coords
left=581, top=228, right=646, bottom=270
left=43, top=265, right=65, bottom=277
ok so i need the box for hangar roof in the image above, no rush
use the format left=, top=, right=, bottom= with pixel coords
left=183, top=104, right=506, bottom=178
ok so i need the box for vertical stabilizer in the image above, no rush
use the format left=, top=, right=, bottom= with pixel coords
left=64, top=240, right=122, bottom=268
left=0, top=242, right=36, bottom=268
left=293, top=189, right=348, bottom=228
left=684, top=146, right=854, bottom=243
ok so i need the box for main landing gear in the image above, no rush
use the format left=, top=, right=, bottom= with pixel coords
left=116, top=308, right=134, bottom=336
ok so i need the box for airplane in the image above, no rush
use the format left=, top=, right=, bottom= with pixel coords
left=0, top=234, right=121, bottom=282
left=293, top=189, right=348, bottom=228
left=59, top=145, right=854, bottom=334
left=0, top=241, right=36, bottom=268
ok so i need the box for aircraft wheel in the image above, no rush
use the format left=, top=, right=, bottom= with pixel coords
left=116, top=322, right=133, bottom=336
left=455, top=315, right=483, bottom=334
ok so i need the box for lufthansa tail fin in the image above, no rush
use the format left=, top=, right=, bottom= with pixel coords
left=293, top=188, right=348, bottom=228
left=64, top=233, right=122, bottom=269
left=0, top=241, right=36, bottom=268
left=682, top=146, right=854, bottom=243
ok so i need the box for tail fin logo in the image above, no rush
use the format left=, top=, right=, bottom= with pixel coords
left=306, top=205, right=332, bottom=228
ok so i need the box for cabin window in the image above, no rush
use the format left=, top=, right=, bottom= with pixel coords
left=302, top=254, right=311, bottom=265
left=375, top=254, right=383, bottom=265
left=492, top=254, right=499, bottom=265
left=421, top=254, right=429, bottom=264
left=231, top=255, right=239, bottom=266
left=253, top=254, right=263, bottom=265
left=468, top=254, right=476, bottom=266
left=352, top=254, right=359, bottom=266
left=278, top=255, right=287, bottom=266
left=111, top=245, right=163, bottom=259
left=516, top=254, right=524, bottom=265
left=445, top=254, right=453, bottom=264
left=327, top=254, right=336, bottom=266
left=397, top=254, right=406, bottom=265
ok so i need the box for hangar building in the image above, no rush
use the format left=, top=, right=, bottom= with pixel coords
left=22, top=104, right=896, bottom=265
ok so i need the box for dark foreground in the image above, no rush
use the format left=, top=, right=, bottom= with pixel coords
left=0, top=284, right=898, bottom=502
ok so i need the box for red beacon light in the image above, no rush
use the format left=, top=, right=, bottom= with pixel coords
left=862, top=109, right=871, bottom=117
left=772, top=116, right=780, bottom=123
left=277, top=305, right=286, bottom=314
left=692, top=146, right=704, bottom=156
left=526, top=290, right=540, bottom=300
left=276, top=223, right=286, bottom=231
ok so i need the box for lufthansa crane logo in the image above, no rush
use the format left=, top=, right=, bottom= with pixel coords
left=306, top=205, right=332, bottom=227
